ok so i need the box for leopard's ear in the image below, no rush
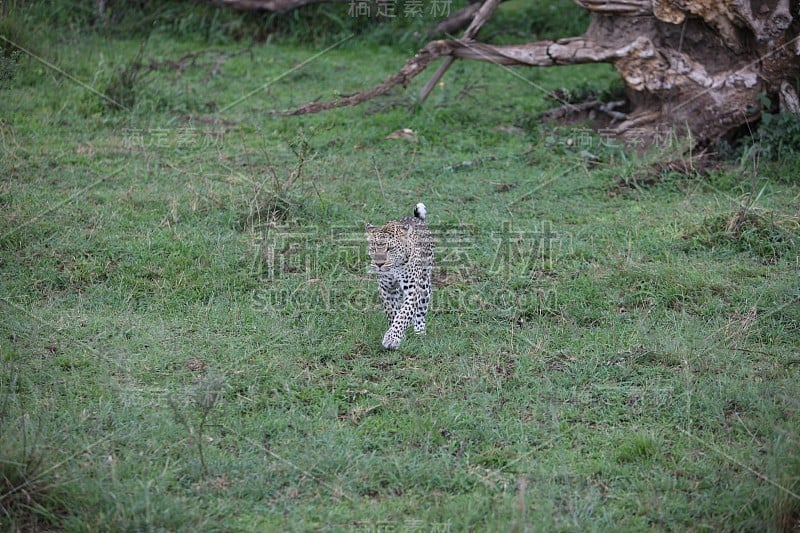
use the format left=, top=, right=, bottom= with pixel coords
left=365, top=223, right=376, bottom=234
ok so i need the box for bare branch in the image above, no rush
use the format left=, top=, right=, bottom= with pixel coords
left=425, top=1, right=484, bottom=37
left=264, top=0, right=798, bottom=146
left=418, top=0, right=503, bottom=103
left=541, top=100, right=627, bottom=122
left=274, top=41, right=452, bottom=116
left=575, top=0, right=651, bottom=16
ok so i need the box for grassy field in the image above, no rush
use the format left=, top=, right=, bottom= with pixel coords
left=2, top=2, right=799, bottom=530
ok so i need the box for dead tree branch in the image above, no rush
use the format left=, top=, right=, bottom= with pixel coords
left=268, top=0, right=799, bottom=145
left=425, top=1, right=484, bottom=38
left=418, top=0, right=502, bottom=103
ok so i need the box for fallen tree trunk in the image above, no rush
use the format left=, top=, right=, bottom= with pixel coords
left=273, top=0, right=800, bottom=146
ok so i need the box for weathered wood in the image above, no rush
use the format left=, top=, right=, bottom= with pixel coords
left=576, top=0, right=800, bottom=142
left=271, top=0, right=800, bottom=145
left=425, top=1, right=484, bottom=37
left=274, top=41, right=453, bottom=116
left=418, top=0, right=502, bottom=103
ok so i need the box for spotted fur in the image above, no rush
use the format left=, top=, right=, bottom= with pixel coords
left=366, top=203, right=434, bottom=349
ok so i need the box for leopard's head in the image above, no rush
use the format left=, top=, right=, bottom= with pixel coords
left=365, top=221, right=413, bottom=273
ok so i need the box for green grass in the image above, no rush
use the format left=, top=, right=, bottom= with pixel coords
left=2, top=3, right=800, bottom=531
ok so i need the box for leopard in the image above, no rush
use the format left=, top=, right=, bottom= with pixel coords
left=366, top=202, right=434, bottom=350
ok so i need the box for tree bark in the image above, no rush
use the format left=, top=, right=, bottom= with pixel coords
left=418, top=0, right=502, bottom=103
left=425, top=1, right=485, bottom=37
left=572, top=0, right=800, bottom=143
left=272, top=0, right=800, bottom=146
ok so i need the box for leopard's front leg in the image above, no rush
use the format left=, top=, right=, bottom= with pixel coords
left=413, top=267, right=432, bottom=335
left=378, top=278, right=401, bottom=324
left=382, top=286, right=417, bottom=350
